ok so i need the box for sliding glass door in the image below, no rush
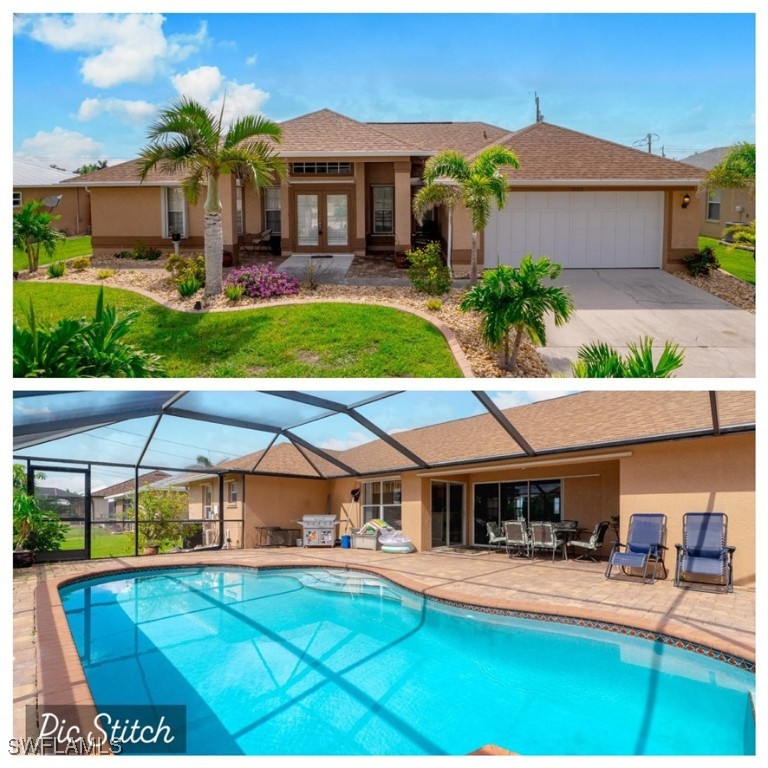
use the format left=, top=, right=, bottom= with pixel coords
left=431, top=481, right=465, bottom=547
left=473, top=479, right=562, bottom=545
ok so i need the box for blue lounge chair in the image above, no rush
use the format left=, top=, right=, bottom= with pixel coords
left=605, top=514, right=667, bottom=584
left=674, top=513, right=735, bottom=593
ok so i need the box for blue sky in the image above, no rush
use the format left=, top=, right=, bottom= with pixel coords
left=14, top=390, right=577, bottom=490
left=12, top=11, right=756, bottom=170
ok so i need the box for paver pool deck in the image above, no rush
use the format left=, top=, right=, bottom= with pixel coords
left=13, top=547, right=755, bottom=742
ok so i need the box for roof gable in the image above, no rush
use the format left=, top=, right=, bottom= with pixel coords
left=278, top=108, right=417, bottom=155
left=14, top=159, right=79, bottom=186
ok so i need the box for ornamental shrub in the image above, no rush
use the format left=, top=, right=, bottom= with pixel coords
left=166, top=253, right=206, bottom=285
left=406, top=241, right=452, bottom=295
left=47, top=261, right=66, bottom=278
left=683, top=246, right=720, bottom=277
left=176, top=275, right=202, bottom=297
left=224, top=283, right=245, bottom=302
left=71, top=256, right=91, bottom=271
left=223, top=263, right=300, bottom=299
left=131, top=241, right=162, bottom=261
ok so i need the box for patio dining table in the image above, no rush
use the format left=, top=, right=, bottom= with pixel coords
left=552, top=525, right=586, bottom=560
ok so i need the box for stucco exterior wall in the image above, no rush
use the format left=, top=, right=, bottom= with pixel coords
left=695, top=187, right=755, bottom=240
left=14, top=186, right=91, bottom=237
left=663, top=189, right=700, bottom=270
left=242, top=475, right=329, bottom=548
left=89, top=186, right=206, bottom=254
left=619, top=433, right=755, bottom=585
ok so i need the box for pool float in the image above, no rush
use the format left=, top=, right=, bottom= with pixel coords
left=379, top=531, right=414, bottom=554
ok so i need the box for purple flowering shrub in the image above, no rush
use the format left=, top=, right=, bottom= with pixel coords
left=223, top=263, right=300, bottom=299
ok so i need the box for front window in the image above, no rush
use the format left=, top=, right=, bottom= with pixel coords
left=165, top=187, right=187, bottom=237
left=290, top=162, right=352, bottom=175
left=13, top=191, right=22, bottom=208
left=361, top=478, right=401, bottom=528
left=236, top=185, right=243, bottom=236
left=707, top=190, right=721, bottom=221
left=203, top=485, right=215, bottom=519
left=372, top=185, right=394, bottom=235
left=264, top=187, right=281, bottom=234
left=226, top=480, right=238, bottom=504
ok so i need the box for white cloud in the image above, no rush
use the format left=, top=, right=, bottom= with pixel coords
left=245, top=54, right=257, bottom=66
left=15, top=128, right=105, bottom=173
left=320, top=431, right=372, bottom=451
left=171, top=65, right=270, bottom=126
left=76, top=97, right=157, bottom=124
left=23, top=14, right=206, bottom=88
left=490, top=391, right=577, bottom=411
left=171, top=66, right=225, bottom=105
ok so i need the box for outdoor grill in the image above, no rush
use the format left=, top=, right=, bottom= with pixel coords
left=295, top=514, right=339, bottom=547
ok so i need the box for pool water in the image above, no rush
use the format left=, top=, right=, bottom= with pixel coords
left=59, top=567, right=755, bottom=756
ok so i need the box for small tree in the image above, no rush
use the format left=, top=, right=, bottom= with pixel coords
left=460, top=256, right=574, bottom=371
left=416, top=146, right=520, bottom=285
left=13, top=200, right=64, bottom=273
left=13, top=487, right=68, bottom=552
left=571, top=337, right=684, bottom=378
left=137, top=487, right=188, bottom=551
left=701, top=142, right=756, bottom=194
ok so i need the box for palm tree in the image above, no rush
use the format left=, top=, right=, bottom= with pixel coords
left=139, top=97, right=285, bottom=297
left=13, top=200, right=64, bottom=273
left=412, top=178, right=460, bottom=271
left=416, top=146, right=519, bottom=284
left=571, top=337, right=684, bottom=378
left=701, top=142, right=756, bottom=194
left=460, top=256, right=574, bottom=372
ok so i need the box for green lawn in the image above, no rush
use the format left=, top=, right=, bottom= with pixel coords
left=13, top=282, right=462, bottom=377
left=699, top=236, right=755, bottom=285
left=13, top=235, right=92, bottom=272
left=61, top=525, right=135, bottom=558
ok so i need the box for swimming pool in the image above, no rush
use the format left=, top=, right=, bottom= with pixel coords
left=59, top=566, right=755, bottom=755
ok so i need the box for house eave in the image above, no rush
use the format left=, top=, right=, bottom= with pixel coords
left=505, top=178, right=701, bottom=188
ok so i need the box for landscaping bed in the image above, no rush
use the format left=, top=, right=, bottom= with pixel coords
left=17, top=266, right=550, bottom=378
left=673, top=269, right=755, bottom=314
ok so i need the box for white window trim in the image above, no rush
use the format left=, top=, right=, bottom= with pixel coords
left=161, top=187, right=188, bottom=238
left=226, top=480, right=239, bottom=504
left=706, top=190, right=721, bottom=222
left=371, top=184, right=395, bottom=235
left=13, top=191, right=22, bottom=208
left=361, top=476, right=401, bottom=523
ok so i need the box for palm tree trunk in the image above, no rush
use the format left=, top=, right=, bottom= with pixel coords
left=509, top=327, right=524, bottom=372
left=203, top=173, right=223, bottom=297
left=470, top=231, right=478, bottom=285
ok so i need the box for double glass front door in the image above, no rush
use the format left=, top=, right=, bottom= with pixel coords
left=296, top=192, right=349, bottom=250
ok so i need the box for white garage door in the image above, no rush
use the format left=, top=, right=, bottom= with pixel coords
left=486, top=191, right=664, bottom=269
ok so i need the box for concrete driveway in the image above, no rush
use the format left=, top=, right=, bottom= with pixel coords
left=540, top=269, right=755, bottom=378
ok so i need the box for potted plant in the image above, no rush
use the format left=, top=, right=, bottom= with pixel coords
left=13, top=487, right=68, bottom=567
left=394, top=251, right=409, bottom=269
left=170, top=229, right=181, bottom=256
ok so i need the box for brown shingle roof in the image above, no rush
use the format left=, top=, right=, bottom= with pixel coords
left=93, top=471, right=171, bottom=497
left=218, top=391, right=754, bottom=479
left=62, top=159, right=184, bottom=185
left=493, top=122, right=704, bottom=183
left=366, top=121, right=511, bottom=155
left=278, top=109, right=417, bottom=155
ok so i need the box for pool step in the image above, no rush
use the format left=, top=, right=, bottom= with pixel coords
left=296, top=570, right=406, bottom=602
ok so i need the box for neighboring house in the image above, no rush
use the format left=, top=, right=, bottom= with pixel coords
left=13, top=159, right=91, bottom=236
left=92, top=470, right=171, bottom=523
left=61, top=109, right=703, bottom=271
left=183, top=391, right=755, bottom=585
left=681, top=148, right=755, bottom=240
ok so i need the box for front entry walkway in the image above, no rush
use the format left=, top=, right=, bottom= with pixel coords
left=540, top=269, right=756, bottom=377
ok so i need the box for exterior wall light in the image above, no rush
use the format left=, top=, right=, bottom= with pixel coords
left=681, top=193, right=691, bottom=209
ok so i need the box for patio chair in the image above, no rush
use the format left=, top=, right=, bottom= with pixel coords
left=674, top=513, right=735, bottom=593
left=530, top=522, right=566, bottom=561
left=569, top=520, right=610, bottom=562
left=605, top=513, right=667, bottom=584
left=504, top=520, right=531, bottom=558
left=241, top=229, right=272, bottom=254
left=485, top=522, right=507, bottom=552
